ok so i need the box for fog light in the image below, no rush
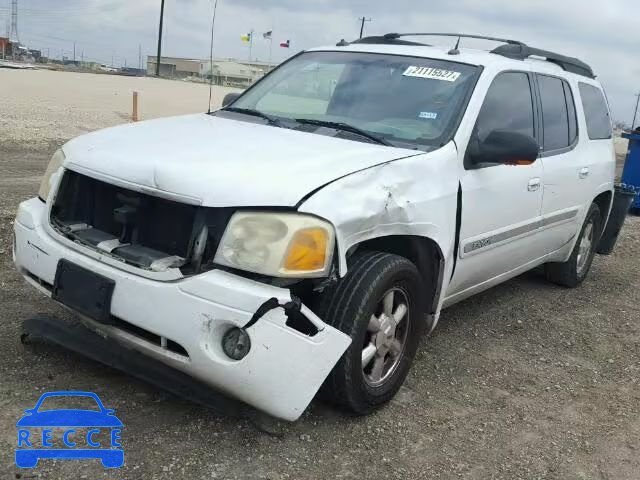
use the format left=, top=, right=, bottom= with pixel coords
left=222, top=327, right=251, bottom=360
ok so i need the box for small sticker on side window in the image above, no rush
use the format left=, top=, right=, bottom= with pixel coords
left=403, top=66, right=461, bottom=82
left=419, top=112, right=438, bottom=120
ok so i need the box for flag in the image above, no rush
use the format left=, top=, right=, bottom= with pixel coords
left=263, top=31, right=272, bottom=40
left=280, top=40, right=290, bottom=48
left=241, top=33, right=252, bottom=43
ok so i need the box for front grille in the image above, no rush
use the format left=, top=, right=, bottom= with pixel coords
left=50, top=170, right=232, bottom=274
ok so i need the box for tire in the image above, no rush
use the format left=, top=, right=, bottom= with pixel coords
left=318, top=251, right=426, bottom=414
left=545, top=203, right=602, bottom=288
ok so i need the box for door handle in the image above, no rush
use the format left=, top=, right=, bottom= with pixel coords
left=527, top=178, right=541, bottom=192
left=579, top=167, right=590, bottom=179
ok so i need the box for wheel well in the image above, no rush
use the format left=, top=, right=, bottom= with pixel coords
left=350, top=235, right=444, bottom=315
left=593, top=190, right=613, bottom=225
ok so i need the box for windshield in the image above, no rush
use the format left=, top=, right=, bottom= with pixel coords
left=228, top=50, right=478, bottom=148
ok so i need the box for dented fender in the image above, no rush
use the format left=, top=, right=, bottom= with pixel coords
left=299, top=142, right=460, bottom=323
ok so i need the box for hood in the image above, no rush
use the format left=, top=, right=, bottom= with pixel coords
left=62, top=114, right=422, bottom=207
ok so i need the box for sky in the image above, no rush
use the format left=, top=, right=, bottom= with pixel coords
left=2, top=0, right=638, bottom=124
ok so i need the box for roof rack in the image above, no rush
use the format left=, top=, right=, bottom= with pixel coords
left=348, top=35, right=430, bottom=47
left=382, top=32, right=525, bottom=46
left=491, top=44, right=594, bottom=78
left=338, top=33, right=595, bottom=79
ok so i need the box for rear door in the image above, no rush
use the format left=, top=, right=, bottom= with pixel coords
left=536, top=74, right=586, bottom=253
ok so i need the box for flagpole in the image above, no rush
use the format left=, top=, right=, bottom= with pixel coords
left=268, top=35, right=273, bottom=69
left=248, top=29, right=254, bottom=63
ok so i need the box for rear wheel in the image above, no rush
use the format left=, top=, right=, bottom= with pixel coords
left=545, top=203, right=602, bottom=288
left=318, top=251, right=426, bottom=414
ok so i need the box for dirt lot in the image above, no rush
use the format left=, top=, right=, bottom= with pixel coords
left=1, top=69, right=639, bottom=480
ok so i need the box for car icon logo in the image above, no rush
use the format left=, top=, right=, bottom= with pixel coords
left=15, top=391, right=123, bottom=468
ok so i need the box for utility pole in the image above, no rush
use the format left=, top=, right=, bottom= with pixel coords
left=358, top=16, right=371, bottom=39
left=9, top=0, right=19, bottom=42
left=138, top=44, right=142, bottom=70
left=155, top=0, right=165, bottom=76
left=10, top=0, right=19, bottom=59
left=73, top=41, right=76, bottom=62
left=632, top=93, right=640, bottom=130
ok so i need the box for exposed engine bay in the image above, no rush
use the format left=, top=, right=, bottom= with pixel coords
left=50, top=170, right=235, bottom=274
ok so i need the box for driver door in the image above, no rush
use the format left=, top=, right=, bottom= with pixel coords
left=447, top=71, right=547, bottom=301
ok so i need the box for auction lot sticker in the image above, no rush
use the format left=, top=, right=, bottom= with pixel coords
left=15, top=391, right=123, bottom=469
left=403, top=66, right=461, bottom=82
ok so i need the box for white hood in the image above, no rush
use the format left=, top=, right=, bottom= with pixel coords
left=62, top=114, right=421, bottom=207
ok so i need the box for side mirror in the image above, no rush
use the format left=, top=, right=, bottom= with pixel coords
left=222, top=92, right=241, bottom=107
left=469, top=129, right=539, bottom=166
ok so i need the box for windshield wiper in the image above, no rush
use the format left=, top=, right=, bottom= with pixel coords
left=293, top=118, right=393, bottom=146
left=222, top=107, right=284, bottom=127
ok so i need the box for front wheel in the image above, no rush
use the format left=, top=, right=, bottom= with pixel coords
left=545, top=203, right=602, bottom=288
left=318, top=251, right=426, bottom=414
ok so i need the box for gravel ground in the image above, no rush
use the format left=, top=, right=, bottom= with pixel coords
left=0, top=69, right=639, bottom=480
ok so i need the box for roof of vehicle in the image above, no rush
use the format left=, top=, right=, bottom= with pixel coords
left=309, top=34, right=598, bottom=82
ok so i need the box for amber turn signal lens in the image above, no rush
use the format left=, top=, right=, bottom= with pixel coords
left=505, top=159, right=536, bottom=166
left=283, top=228, right=328, bottom=272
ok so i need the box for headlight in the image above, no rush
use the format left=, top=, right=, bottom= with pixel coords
left=38, top=149, right=65, bottom=201
left=214, top=212, right=335, bottom=278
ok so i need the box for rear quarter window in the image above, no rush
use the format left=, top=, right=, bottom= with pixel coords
left=578, top=83, right=612, bottom=140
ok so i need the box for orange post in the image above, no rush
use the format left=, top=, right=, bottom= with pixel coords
left=132, top=91, right=139, bottom=122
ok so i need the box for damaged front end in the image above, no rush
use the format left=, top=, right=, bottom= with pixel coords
left=50, top=170, right=235, bottom=274
left=16, top=170, right=353, bottom=421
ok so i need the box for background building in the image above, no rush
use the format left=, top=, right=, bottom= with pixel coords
left=146, top=56, right=202, bottom=78
left=146, top=56, right=274, bottom=86
left=200, top=59, right=264, bottom=87
left=0, top=37, right=10, bottom=59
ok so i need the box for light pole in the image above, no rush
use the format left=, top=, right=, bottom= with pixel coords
left=155, top=0, right=165, bottom=76
left=358, top=17, right=371, bottom=39
left=632, top=93, right=640, bottom=130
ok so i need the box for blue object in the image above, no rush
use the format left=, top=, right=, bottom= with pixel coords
left=621, top=132, right=640, bottom=209
left=15, top=391, right=124, bottom=469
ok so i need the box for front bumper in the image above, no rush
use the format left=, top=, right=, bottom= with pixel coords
left=13, top=197, right=350, bottom=421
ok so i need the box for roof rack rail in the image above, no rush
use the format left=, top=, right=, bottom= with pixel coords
left=337, top=32, right=595, bottom=79
left=491, top=44, right=594, bottom=78
left=349, top=35, right=430, bottom=47
left=382, top=32, right=525, bottom=45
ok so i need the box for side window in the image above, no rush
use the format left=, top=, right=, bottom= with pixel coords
left=578, top=83, right=613, bottom=140
left=563, top=82, right=578, bottom=145
left=538, top=75, right=570, bottom=151
left=475, top=72, right=535, bottom=142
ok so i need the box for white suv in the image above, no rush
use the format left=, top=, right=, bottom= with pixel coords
left=14, top=33, right=615, bottom=421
